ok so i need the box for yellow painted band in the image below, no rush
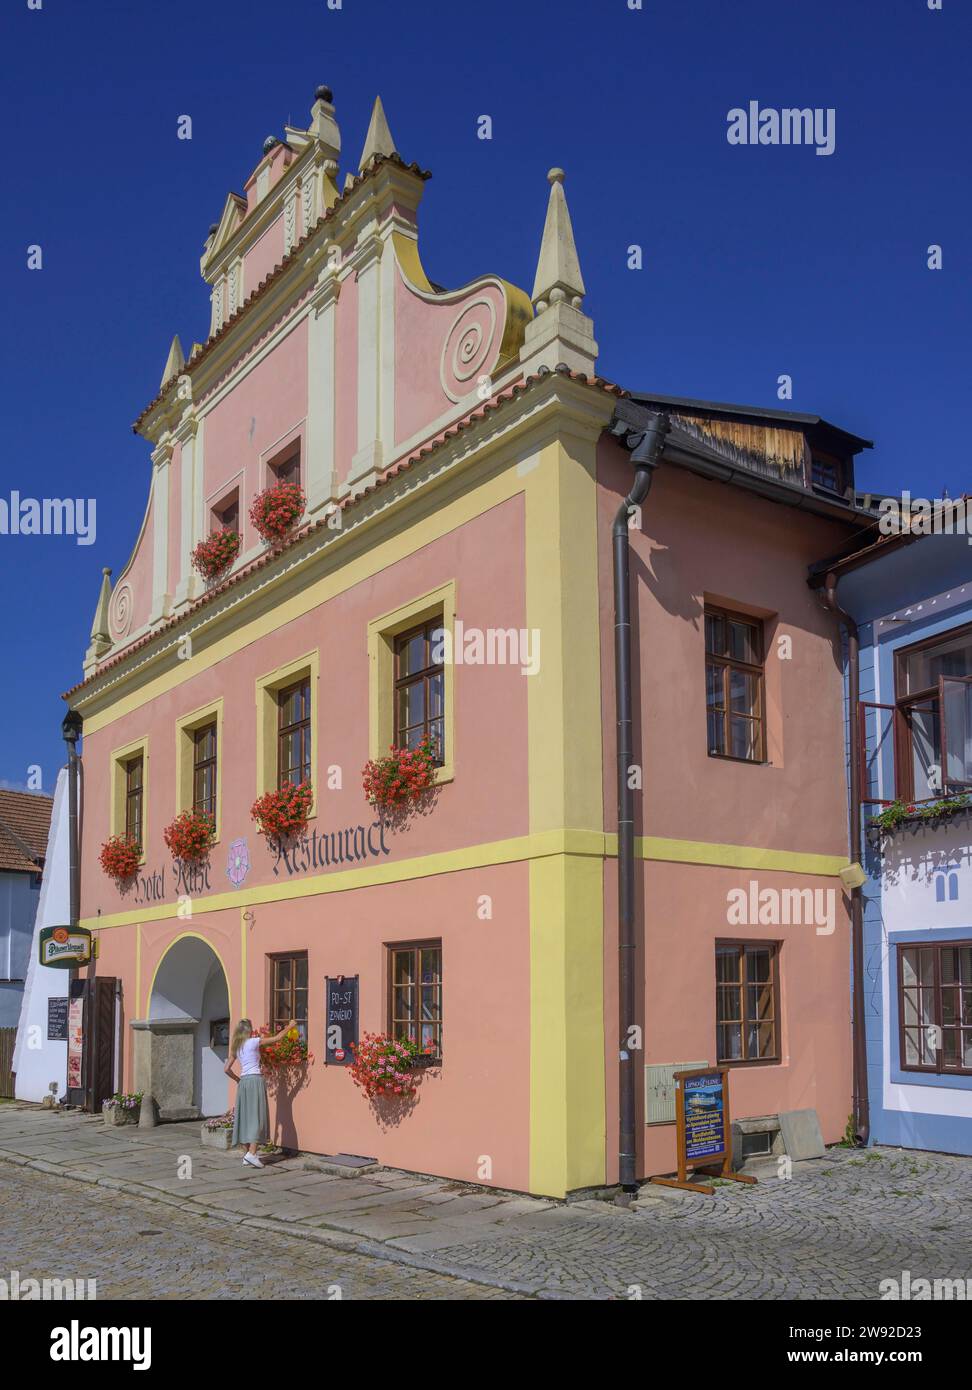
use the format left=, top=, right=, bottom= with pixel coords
left=81, top=830, right=850, bottom=931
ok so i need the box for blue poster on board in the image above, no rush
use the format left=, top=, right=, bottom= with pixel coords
left=682, top=1072, right=726, bottom=1161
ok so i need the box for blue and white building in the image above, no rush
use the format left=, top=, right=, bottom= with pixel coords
left=823, top=525, right=972, bottom=1155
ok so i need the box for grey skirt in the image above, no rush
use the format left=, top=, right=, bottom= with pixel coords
left=232, top=1074, right=269, bottom=1146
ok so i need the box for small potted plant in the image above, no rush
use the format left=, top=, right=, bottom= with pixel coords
left=99, top=835, right=141, bottom=883
left=250, top=780, right=313, bottom=847
left=201, top=1113, right=234, bottom=1151
left=162, top=808, right=216, bottom=863
left=249, top=481, right=305, bottom=546
left=190, top=529, right=241, bottom=582
left=102, top=1091, right=143, bottom=1126
left=362, top=736, right=438, bottom=811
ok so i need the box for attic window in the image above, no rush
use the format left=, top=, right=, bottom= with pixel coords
left=811, top=452, right=845, bottom=496
left=212, top=490, right=239, bottom=534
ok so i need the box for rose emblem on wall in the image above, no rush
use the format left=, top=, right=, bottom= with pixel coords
left=226, top=837, right=251, bottom=887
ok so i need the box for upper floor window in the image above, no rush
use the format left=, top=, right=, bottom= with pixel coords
left=277, top=678, right=311, bottom=788
left=705, top=606, right=765, bottom=762
left=394, top=620, right=445, bottom=763
left=811, top=452, right=846, bottom=496
left=898, top=941, right=972, bottom=1075
left=124, top=754, right=144, bottom=849
left=270, top=446, right=301, bottom=489
left=212, top=490, right=239, bottom=534
left=192, top=722, right=218, bottom=822
left=894, top=625, right=972, bottom=800
left=716, top=941, right=780, bottom=1064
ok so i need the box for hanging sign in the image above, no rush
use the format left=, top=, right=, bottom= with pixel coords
left=325, top=975, right=359, bottom=1066
left=38, top=926, right=92, bottom=969
left=650, top=1065, right=758, bottom=1196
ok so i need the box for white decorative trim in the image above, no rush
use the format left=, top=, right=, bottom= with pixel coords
left=109, top=582, right=134, bottom=640
left=284, top=191, right=297, bottom=254
left=440, top=297, right=498, bottom=404
left=301, top=170, right=316, bottom=235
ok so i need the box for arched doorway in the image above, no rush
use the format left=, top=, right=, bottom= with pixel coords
left=147, top=936, right=230, bottom=1118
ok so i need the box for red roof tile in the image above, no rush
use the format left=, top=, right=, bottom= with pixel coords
left=0, top=789, right=54, bottom=875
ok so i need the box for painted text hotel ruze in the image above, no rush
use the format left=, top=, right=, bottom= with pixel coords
left=65, top=88, right=879, bottom=1197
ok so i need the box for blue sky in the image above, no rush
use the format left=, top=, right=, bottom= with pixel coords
left=1, top=0, right=968, bottom=789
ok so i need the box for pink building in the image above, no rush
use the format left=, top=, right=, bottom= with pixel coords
left=64, top=88, right=869, bottom=1197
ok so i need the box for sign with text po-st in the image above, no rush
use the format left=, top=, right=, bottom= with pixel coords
left=38, top=926, right=92, bottom=969
left=325, top=976, right=359, bottom=1066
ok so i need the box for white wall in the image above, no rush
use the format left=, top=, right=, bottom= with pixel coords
left=13, top=769, right=69, bottom=1102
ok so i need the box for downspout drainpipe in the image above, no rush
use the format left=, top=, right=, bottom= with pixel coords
left=821, top=574, right=870, bottom=1146
left=61, top=710, right=83, bottom=1107
left=611, top=410, right=670, bottom=1193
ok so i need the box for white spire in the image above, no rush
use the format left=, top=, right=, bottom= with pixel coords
left=160, top=335, right=185, bottom=389
left=83, top=568, right=113, bottom=673
left=531, top=169, right=586, bottom=311
left=358, top=96, right=397, bottom=171
left=520, top=168, right=597, bottom=375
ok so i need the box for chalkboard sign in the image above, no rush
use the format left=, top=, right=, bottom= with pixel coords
left=325, top=976, right=358, bottom=1066
left=47, top=996, right=69, bottom=1042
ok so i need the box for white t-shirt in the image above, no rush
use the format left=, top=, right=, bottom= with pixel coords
left=237, top=1037, right=262, bottom=1077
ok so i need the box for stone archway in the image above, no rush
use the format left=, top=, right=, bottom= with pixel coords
left=132, top=936, right=230, bottom=1120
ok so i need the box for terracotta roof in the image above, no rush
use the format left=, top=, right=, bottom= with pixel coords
left=66, top=367, right=627, bottom=700
left=134, top=153, right=432, bottom=434
left=0, top=789, right=53, bottom=875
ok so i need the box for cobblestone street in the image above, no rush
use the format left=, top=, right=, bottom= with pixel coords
left=0, top=1164, right=518, bottom=1301
left=1, top=1106, right=970, bottom=1300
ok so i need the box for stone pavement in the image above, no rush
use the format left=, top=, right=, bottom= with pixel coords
left=0, top=1102, right=970, bottom=1299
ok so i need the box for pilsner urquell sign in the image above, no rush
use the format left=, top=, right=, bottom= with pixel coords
left=38, top=926, right=92, bottom=968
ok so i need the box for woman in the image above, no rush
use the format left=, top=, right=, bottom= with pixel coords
left=225, top=1017, right=295, bottom=1167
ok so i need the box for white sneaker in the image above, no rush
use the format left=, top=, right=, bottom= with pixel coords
left=243, top=1153, right=264, bottom=1168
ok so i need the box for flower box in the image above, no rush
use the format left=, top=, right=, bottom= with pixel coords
left=362, top=737, right=438, bottom=811
left=867, top=794, right=972, bottom=848
left=103, top=1092, right=142, bottom=1125
left=191, top=529, right=240, bottom=582
left=250, top=780, right=313, bottom=846
left=163, top=808, right=215, bottom=863
left=201, top=1123, right=234, bottom=1151
left=99, top=835, right=140, bottom=883
left=249, top=481, right=305, bottom=545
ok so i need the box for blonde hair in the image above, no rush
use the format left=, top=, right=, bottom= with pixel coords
left=230, top=1019, right=254, bottom=1059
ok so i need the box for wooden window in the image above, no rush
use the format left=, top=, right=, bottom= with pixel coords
left=715, top=941, right=780, bottom=1064
left=898, top=941, right=972, bottom=1076
left=394, top=620, right=445, bottom=762
left=388, top=941, right=442, bottom=1059
left=893, top=624, right=972, bottom=800
left=705, top=606, right=765, bottom=762
left=124, top=754, right=143, bottom=849
left=271, top=446, right=301, bottom=488
left=269, top=952, right=308, bottom=1046
left=192, top=722, right=218, bottom=822
left=277, top=678, right=311, bottom=788
left=811, top=452, right=845, bottom=496
left=212, top=490, right=239, bottom=534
